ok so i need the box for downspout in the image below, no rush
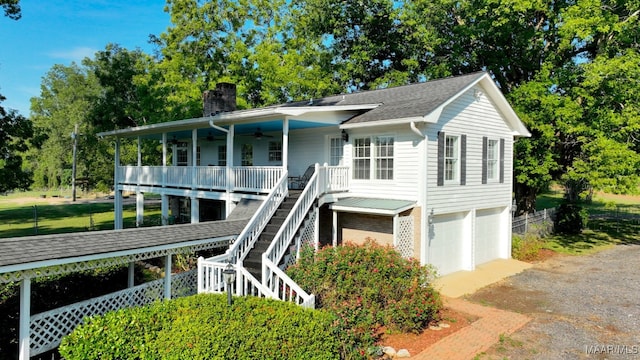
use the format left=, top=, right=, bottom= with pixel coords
left=209, top=118, right=233, bottom=217
left=410, top=121, right=428, bottom=265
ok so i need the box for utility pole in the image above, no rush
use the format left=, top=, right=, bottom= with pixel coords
left=71, top=123, right=78, bottom=202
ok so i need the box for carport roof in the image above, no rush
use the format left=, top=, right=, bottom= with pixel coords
left=329, top=197, right=416, bottom=216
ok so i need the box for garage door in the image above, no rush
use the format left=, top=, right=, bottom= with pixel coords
left=474, top=207, right=505, bottom=265
left=428, top=212, right=468, bottom=275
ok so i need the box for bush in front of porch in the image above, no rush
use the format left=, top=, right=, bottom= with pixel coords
left=287, top=240, right=442, bottom=359
left=59, top=294, right=340, bottom=360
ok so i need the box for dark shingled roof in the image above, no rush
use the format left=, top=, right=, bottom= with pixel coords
left=0, top=219, right=248, bottom=269
left=281, top=72, right=486, bottom=124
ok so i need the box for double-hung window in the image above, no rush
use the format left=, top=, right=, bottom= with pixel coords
left=444, top=135, right=459, bottom=182
left=482, top=137, right=505, bottom=184
left=268, top=141, right=282, bottom=162
left=329, top=137, right=344, bottom=166
left=352, top=135, right=394, bottom=180
left=437, top=132, right=466, bottom=186
left=217, top=145, right=226, bottom=166
left=176, top=142, right=188, bottom=166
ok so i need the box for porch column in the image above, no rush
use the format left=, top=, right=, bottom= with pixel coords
left=18, top=277, right=31, bottom=360
left=114, top=138, right=123, bottom=230
left=192, top=129, right=198, bottom=189
left=332, top=210, right=338, bottom=247
left=136, top=192, right=144, bottom=227
left=314, top=205, right=320, bottom=251
left=164, top=254, right=172, bottom=299
left=137, top=136, right=142, bottom=167
left=161, top=194, right=169, bottom=225
left=162, top=133, right=168, bottom=188
left=191, top=196, right=200, bottom=224
left=128, top=262, right=135, bottom=287
left=225, top=125, right=234, bottom=217
left=393, top=214, right=399, bottom=247
left=283, top=117, right=289, bottom=172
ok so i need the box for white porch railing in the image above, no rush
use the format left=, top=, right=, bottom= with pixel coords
left=319, top=165, right=349, bottom=193
left=197, top=172, right=288, bottom=295
left=261, top=167, right=318, bottom=308
left=117, top=166, right=283, bottom=193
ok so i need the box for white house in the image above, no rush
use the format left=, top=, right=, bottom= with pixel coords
left=98, top=72, right=530, bottom=301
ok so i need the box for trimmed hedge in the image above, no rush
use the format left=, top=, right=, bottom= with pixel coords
left=59, top=294, right=340, bottom=360
left=287, top=240, right=442, bottom=359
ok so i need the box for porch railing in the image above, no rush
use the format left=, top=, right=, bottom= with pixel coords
left=117, top=166, right=283, bottom=193
left=319, top=165, right=349, bottom=193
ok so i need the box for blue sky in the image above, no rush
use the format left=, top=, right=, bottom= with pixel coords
left=0, top=0, right=171, bottom=116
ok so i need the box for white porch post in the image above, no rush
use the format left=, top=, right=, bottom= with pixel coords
left=332, top=210, right=338, bottom=247
left=114, top=138, right=123, bottom=230
left=225, top=124, right=234, bottom=217
left=191, top=196, right=200, bottom=223
left=137, top=136, right=142, bottom=168
left=164, top=254, right=172, bottom=299
left=314, top=205, right=320, bottom=251
left=128, top=262, right=135, bottom=287
left=393, top=214, right=399, bottom=247
left=283, top=117, right=289, bottom=172
left=136, top=192, right=144, bottom=227
left=18, top=277, right=31, bottom=360
left=192, top=129, right=198, bottom=188
left=162, top=133, right=168, bottom=188
left=161, top=194, right=169, bottom=225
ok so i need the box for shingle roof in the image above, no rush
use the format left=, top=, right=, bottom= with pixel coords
left=282, top=72, right=486, bottom=124
left=0, top=219, right=248, bottom=270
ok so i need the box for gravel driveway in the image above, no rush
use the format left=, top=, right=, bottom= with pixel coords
left=468, top=244, right=640, bottom=360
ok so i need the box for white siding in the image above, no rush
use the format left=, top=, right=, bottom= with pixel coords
left=425, top=86, right=514, bottom=215
left=342, top=125, right=422, bottom=201
left=288, top=126, right=342, bottom=176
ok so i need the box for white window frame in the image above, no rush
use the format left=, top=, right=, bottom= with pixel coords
left=486, top=139, right=499, bottom=181
left=217, top=145, right=226, bottom=166
left=241, top=144, right=253, bottom=166
left=328, top=136, right=344, bottom=166
left=352, top=135, right=394, bottom=180
left=176, top=142, right=188, bottom=166
left=268, top=141, right=282, bottom=162
left=444, top=135, right=459, bottom=183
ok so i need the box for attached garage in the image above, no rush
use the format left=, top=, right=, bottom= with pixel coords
left=427, top=211, right=472, bottom=275
left=474, top=207, right=508, bottom=266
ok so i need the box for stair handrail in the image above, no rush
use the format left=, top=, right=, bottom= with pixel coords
left=263, top=166, right=319, bottom=269
left=225, top=171, right=288, bottom=264
left=262, top=257, right=315, bottom=308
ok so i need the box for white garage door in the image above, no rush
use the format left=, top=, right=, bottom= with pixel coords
left=475, top=207, right=505, bottom=265
left=428, top=212, right=468, bottom=276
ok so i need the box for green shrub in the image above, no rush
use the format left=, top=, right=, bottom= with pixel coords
left=512, top=233, right=545, bottom=261
left=59, top=294, right=340, bottom=360
left=287, top=240, right=442, bottom=359
left=554, top=202, right=589, bottom=234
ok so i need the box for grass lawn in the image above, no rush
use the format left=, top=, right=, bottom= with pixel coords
left=532, top=188, right=640, bottom=256
left=0, top=190, right=162, bottom=238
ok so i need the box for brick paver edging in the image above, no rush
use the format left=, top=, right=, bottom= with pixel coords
left=412, top=297, right=531, bottom=360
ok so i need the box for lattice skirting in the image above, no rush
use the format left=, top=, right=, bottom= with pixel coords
left=281, top=207, right=317, bottom=270
left=29, top=269, right=197, bottom=356
left=397, top=215, right=414, bottom=259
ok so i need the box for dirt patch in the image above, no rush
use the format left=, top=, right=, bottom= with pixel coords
left=378, top=307, right=478, bottom=357
left=466, top=282, right=551, bottom=315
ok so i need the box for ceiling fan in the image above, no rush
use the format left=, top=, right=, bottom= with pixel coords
left=248, top=127, right=273, bottom=140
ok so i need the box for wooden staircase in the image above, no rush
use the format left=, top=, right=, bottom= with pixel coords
left=243, top=190, right=302, bottom=279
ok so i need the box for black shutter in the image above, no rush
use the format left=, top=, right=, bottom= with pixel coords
left=482, top=136, right=488, bottom=184
left=499, top=138, right=505, bottom=183
left=437, top=131, right=445, bottom=186
left=460, top=134, right=467, bottom=185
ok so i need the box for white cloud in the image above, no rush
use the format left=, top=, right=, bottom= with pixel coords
left=48, top=47, right=98, bottom=62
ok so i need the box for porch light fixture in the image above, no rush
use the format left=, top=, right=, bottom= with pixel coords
left=222, top=262, right=236, bottom=306
left=341, top=129, right=349, bottom=142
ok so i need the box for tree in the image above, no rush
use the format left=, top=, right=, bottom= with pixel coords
left=1, top=0, right=20, bottom=20
left=28, top=63, right=100, bottom=189
left=0, top=93, right=32, bottom=192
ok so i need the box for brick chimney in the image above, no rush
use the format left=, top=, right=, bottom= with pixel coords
left=203, top=83, right=236, bottom=116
